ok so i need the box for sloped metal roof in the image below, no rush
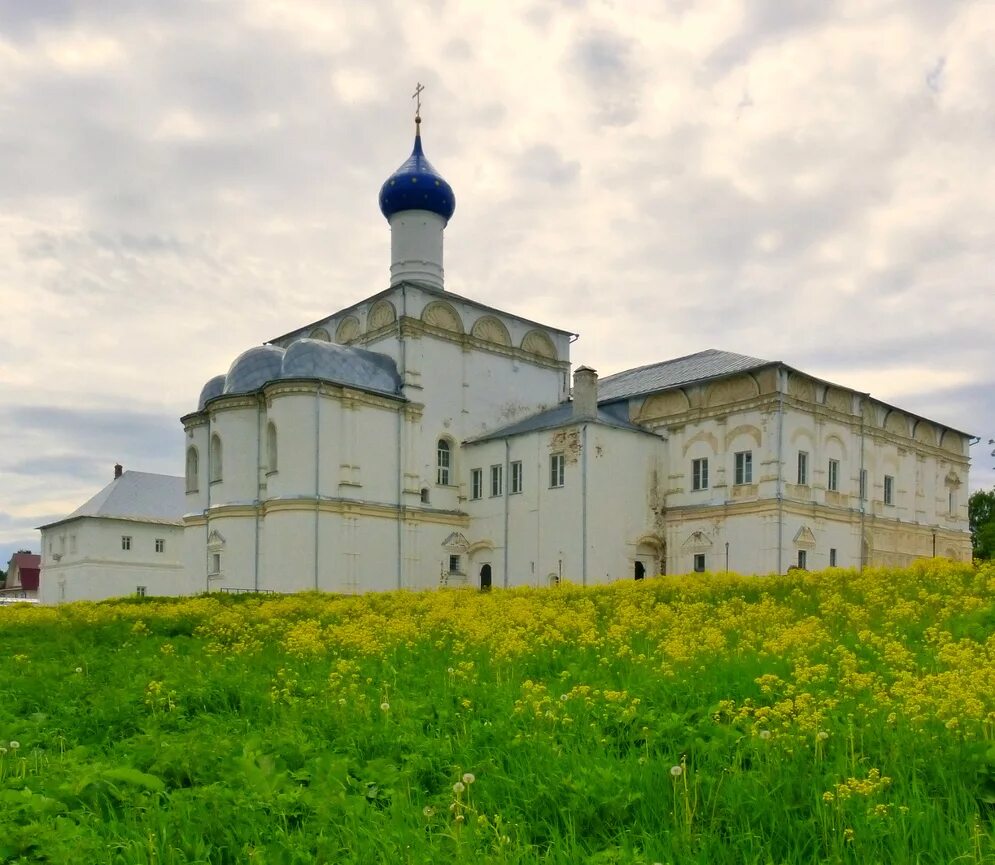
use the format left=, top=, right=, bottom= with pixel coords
left=41, top=471, right=186, bottom=529
left=467, top=402, right=654, bottom=444
left=598, top=349, right=773, bottom=402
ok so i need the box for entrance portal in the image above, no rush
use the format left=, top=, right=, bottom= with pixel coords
left=634, top=561, right=645, bottom=581
left=480, top=563, right=492, bottom=590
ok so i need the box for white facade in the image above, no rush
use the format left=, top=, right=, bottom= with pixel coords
left=177, top=125, right=972, bottom=594
left=38, top=470, right=187, bottom=602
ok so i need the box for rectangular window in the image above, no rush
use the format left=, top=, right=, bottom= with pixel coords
left=121, top=536, right=132, bottom=551
left=884, top=474, right=894, bottom=505
left=209, top=552, right=221, bottom=575
left=734, top=451, right=753, bottom=485
left=859, top=468, right=868, bottom=501
left=797, top=549, right=807, bottom=569
left=948, top=490, right=955, bottom=515
left=449, top=554, right=461, bottom=575
left=828, top=459, right=840, bottom=492
left=470, top=468, right=483, bottom=500
left=829, top=548, right=837, bottom=567
left=490, top=464, right=503, bottom=497
left=691, top=457, right=709, bottom=491
left=510, top=460, right=523, bottom=494
left=437, top=441, right=451, bottom=486
left=550, top=453, right=565, bottom=488
left=797, top=451, right=808, bottom=485
left=155, top=538, right=165, bottom=553
left=136, top=586, right=146, bottom=598
left=693, top=554, right=705, bottom=573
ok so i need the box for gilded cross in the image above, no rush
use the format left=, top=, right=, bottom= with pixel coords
left=412, top=82, right=424, bottom=122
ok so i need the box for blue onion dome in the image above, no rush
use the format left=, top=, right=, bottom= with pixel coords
left=379, top=125, right=455, bottom=223
left=224, top=345, right=286, bottom=396
left=197, top=374, right=227, bottom=410
left=281, top=338, right=402, bottom=396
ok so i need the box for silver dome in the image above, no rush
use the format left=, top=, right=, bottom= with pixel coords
left=281, top=339, right=402, bottom=395
left=197, top=374, right=227, bottom=410
left=224, top=345, right=286, bottom=395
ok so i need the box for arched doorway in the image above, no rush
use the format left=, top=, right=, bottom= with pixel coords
left=479, top=563, right=492, bottom=590
left=634, top=561, right=645, bottom=581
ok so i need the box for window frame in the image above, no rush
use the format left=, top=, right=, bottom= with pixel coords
left=549, top=453, right=565, bottom=488
left=436, top=439, right=452, bottom=486
left=734, top=450, right=753, bottom=485
left=693, top=553, right=705, bottom=573
left=691, top=457, right=709, bottom=491
left=510, top=460, right=523, bottom=495
left=829, top=548, right=837, bottom=567
left=797, top=451, right=808, bottom=485
left=884, top=474, right=894, bottom=506
left=209, top=552, right=221, bottom=576
left=154, top=538, right=165, bottom=554
left=797, top=549, right=807, bottom=569
left=121, top=536, right=132, bottom=551
left=136, top=586, right=146, bottom=598
left=185, top=446, right=199, bottom=493
left=448, top=554, right=462, bottom=575
left=209, top=434, right=223, bottom=483
left=470, top=468, right=483, bottom=500
left=859, top=468, right=868, bottom=501
left=828, top=459, right=840, bottom=492
left=266, top=422, right=278, bottom=474
left=490, top=464, right=503, bottom=497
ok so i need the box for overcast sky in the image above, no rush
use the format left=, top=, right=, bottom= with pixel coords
left=2, top=0, right=993, bottom=564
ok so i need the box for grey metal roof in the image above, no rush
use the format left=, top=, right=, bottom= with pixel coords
left=197, top=338, right=403, bottom=411
left=467, top=402, right=654, bottom=444
left=597, top=349, right=773, bottom=403
left=41, top=471, right=186, bottom=529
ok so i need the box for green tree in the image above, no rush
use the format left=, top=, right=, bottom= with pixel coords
left=969, top=488, right=995, bottom=559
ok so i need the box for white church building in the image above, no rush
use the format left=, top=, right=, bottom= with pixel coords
left=176, top=113, right=973, bottom=596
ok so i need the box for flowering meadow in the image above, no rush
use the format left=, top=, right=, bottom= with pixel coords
left=1, top=561, right=995, bottom=864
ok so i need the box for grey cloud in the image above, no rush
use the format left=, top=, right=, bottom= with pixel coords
left=516, top=144, right=580, bottom=186
left=571, top=29, right=641, bottom=127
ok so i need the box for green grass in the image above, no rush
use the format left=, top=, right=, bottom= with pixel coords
left=1, top=561, right=994, bottom=863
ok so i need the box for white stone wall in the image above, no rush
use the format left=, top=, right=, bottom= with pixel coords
left=40, top=517, right=186, bottom=603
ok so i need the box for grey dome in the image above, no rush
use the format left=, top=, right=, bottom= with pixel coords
left=224, top=345, right=286, bottom=395
left=198, top=374, right=227, bottom=410
left=281, top=339, right=402, bottom=395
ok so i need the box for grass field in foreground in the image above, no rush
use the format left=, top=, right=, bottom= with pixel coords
left=1, top=561, right=995, bottom=864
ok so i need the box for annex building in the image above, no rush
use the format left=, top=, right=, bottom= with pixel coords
left=174, top=114, right=972, bottom=597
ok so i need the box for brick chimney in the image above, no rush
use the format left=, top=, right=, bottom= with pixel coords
left=114, top=463, right=123, bottom=479
left=572, top=366, right=598, bottom=419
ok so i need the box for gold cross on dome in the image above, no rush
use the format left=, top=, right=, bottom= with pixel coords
left=412, top=82, right=424, bottom=122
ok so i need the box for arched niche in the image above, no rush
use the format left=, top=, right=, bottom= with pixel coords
left=638, top=390, right=689, bottom=421
left=335, top=316, right=361, bottom=344
left=913, top=421, right=937, bottom=446
left=368, top=300, right=397, bottom=330
left=471, top=315, right=512, bottom=346
left=422, top=301, right=464, bottom=333
left=309, top=327, right=331, bottom=342
left=884, top=410, right=908, bottom=437
left=786, top=374, right=815, bottom=403
left=705, top=374, right=759, bottom=407
left=824, top=387, right=851, bottom=413
left=521, top=329, right=557, bottom=359
left=940, top=430, right=964, bottom=455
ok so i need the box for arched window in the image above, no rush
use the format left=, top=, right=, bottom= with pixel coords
left=437, top=439, right=451, bottom=485
left=266, top=422, right=278, bottom=473
left=185, top=446, right=199, bottom=493
left=210, top=434, right=223, bottom=483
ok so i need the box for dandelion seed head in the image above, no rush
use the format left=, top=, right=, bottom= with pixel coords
left=462, top=772, right=475, bottom=785
left=9, top=741, right=19, bottom=751
left=453, top=781, right=466, bottom=794
left=817, top=730, right=829, bottom=741
left=670, top=764, right=683, bottom=777
left=380, top=702, right=390, bottom=712
left=422, top=806, right=435, bottom=817
left=75, top=667, right=83, bottom=674
left=759, top=729, right=772, bottom=740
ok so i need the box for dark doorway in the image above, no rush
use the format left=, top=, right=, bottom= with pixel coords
left=480, top=563, right=492, bottom=590
left=634, top=561, right=645, bottom=581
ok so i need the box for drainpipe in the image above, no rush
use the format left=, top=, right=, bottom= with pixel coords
left=859, top=404, right=866, bottom=571
left=314, top=385, right=320, bottom=591
left=776, top=368, right=785, bottom=575
left=396, top=284, right=408, bottom=590
left=503, top=438, right=510, bottom=588
left=254, top=398, right=262, bottom=592
left=582, top=423, right=589, bottom=586
left=205, top=415, right=212, bottom=593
